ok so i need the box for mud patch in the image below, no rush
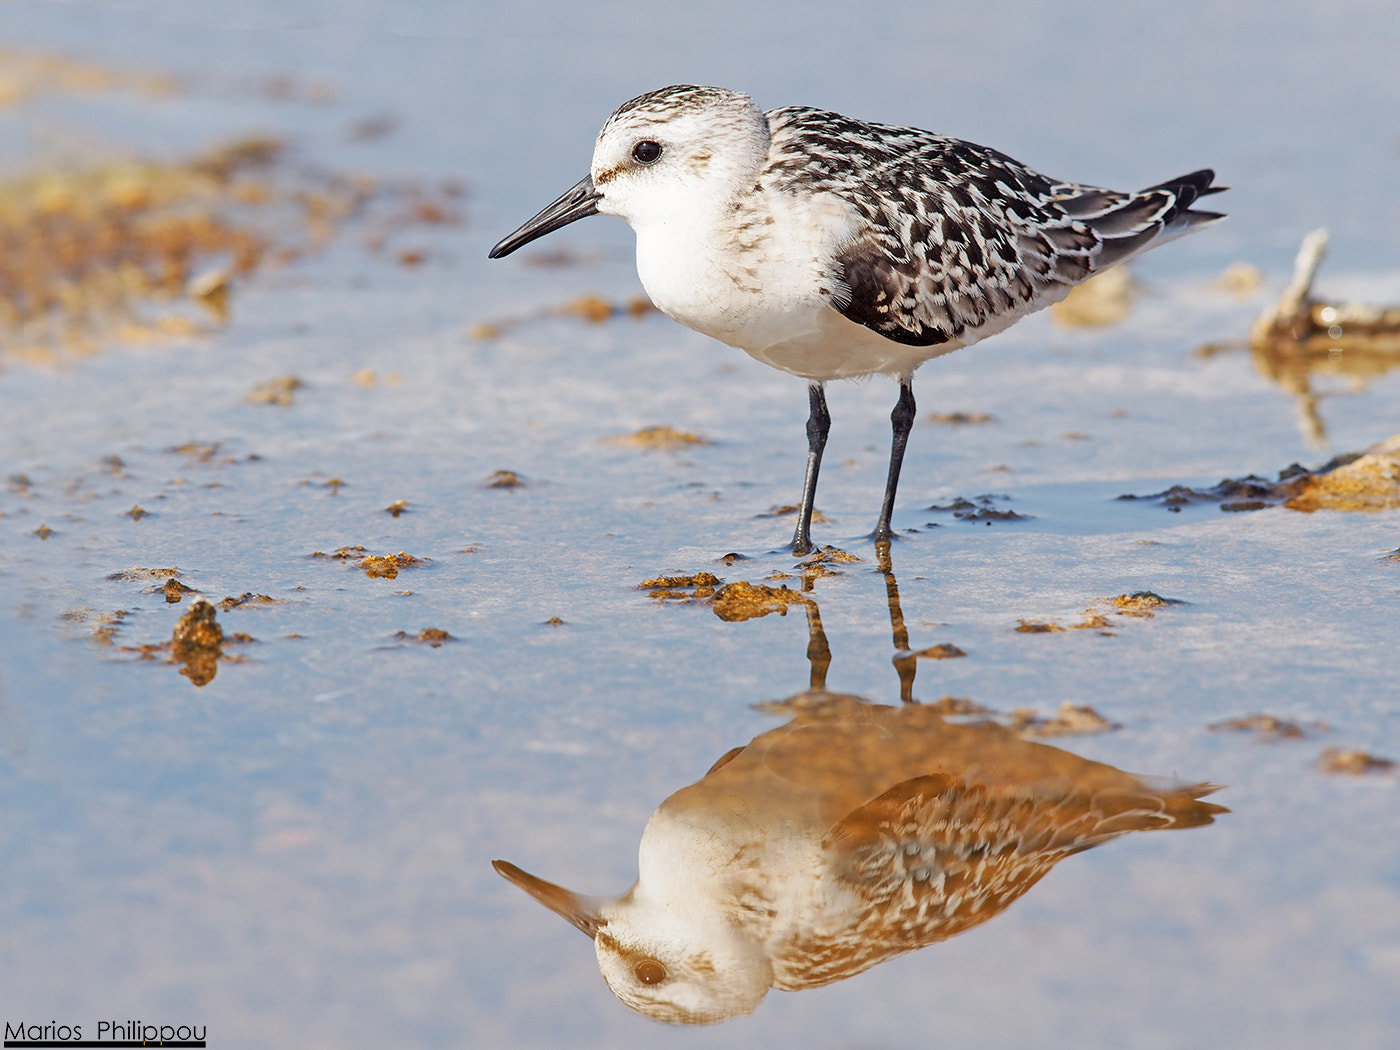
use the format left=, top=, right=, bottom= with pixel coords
left=112, top=600, right=253, bottom=685
left=914, top=643, right=966, bottom=659
left=796, top=547, right=859, bottom=566
left=1106, top=591, right=1184, bottom=617
left=904, top=696, right=1119, bottom=736
left=311, top=546, right=429, bottom=579
left=1119, top=473, right=1299, bottom=513
left=1209, top=714, right=1326, bottom=741
left=0, top=47, right=177, bottom=107
left=1282, top=435, right=1400, bottom=512
left=602, top=426, right=710, bottom=451
left=0, top=132, right=462, bottom=361
left=1, top=139, right=308, bottom=357
left=1120, top=436, right=1400, bottom=513
left=639, top=572, right=721, bottom=602
left=246, top=375, right=303, bottom=406
left=218, top=593, right=279, bottom=609
left=107, top=566, right=181, bottom=581
left=358, top=552, right=427, bottom=579
left=157, top=579, right=200, bottom=603
left=485, top=470, right=526, bottom=489
left=1017, top=592, right=1184, bottom=635
left=757, top=504, right=829, bottom=524
left=468, top=293, right=655, bottom=340
left=1050, top=265, right=1135, bottom=328
left=927, top=495, right=1031, bottom=523
left=1016, top=609, right=1113, bottom=635
left=710, top=581, right=808, bottom=623
left=169, top=441, right=225, bottom=463
left=795, top=546, right=860, bottom=581
left=171, top=600, right=225, bottom=686
left=1317, top=748, right=1396, bottom=775
left=392, top=628, right=455, bottom=647
left=926, top=411, right=995, bottom=425
left=636, top=572, right=812, bottom=621
left=924, top=696, right=994, bottom=717
left=1008, top=702, right=1120, bottom=737
left=61, top=607, right=130, bottom=645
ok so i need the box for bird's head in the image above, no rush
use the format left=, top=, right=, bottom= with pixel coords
left=589, top=85, right=769, bottom=227
left=488, top=85, right=768, bottom=258
left=493, top=858, right=773, bottom=1024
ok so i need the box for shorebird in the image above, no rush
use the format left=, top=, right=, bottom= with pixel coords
left=489, top=86, right=1226, bottom=552
left=494, top=693, right=1225, bottom=1024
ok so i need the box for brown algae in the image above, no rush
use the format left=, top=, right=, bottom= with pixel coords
left=603, top=426, right=710, bottom=450
left=1318, top=748, right=1397, bottom=775
left=639, top=572, right=722, bottom=602
left=1120, top=436, right=1400, bottom=514
left=171, top=600, right=224, bottom=686
left=1209, top=715, right=1324, bottom=741
left=311, top=546, right=429, bottom=579
left=392, top=628, right=455, bottom=647
left=710, top=581, right=808, bottom=623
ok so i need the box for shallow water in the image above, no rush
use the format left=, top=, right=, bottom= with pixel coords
left=2, top=3, right=1399, bottom=1048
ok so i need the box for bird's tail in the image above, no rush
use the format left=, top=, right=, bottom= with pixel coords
left=1062, top=168, right=1228, bottom=270
left=1142, top=168, right=1229, bottom=236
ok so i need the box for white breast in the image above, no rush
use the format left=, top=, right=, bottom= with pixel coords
left=631, top=186, right=965, bottom=381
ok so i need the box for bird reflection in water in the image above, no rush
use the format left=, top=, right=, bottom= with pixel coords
left=495, top=547, right=1225, bottom=1024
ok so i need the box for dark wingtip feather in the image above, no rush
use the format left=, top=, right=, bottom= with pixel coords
left=1138, top=169, right=1228, bottom=231
left=1143, top=168, right=1218, bottom=196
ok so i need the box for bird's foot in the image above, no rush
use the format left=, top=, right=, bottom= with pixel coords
left=786, top=526, right=817, bottom=556
left=866, top=526, right=906, bottom=546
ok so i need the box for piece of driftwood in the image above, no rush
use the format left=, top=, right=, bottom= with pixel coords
left=1247, top=229, right=1400, bottom=445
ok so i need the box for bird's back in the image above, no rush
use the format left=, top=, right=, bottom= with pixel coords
left=761, top=106, right=1225, bottom=360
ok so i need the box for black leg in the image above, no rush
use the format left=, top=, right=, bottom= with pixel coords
left=791, top=382, right=830, bottom=555
left=802, top=600, right=831, bottom=693
left=873, top=380, right=916, bottom=544
left=876, top=541, right=917, bottom=703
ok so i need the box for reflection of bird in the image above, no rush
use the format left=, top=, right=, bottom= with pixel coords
left=494, top=693, right=1226, bottom=1024
left=489, top=85, right=1225, bottom=551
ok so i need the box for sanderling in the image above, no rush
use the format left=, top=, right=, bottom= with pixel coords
left=490, top=85, right=1226, bottom=553
left=494, top=692, right=1224, bottom=1024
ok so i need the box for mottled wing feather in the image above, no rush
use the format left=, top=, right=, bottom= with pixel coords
left=764, top=108, right=1224, bottom=347
left=778, top=772, right=1223, bottom=988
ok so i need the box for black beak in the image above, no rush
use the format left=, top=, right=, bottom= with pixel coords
left=492, top=859, right=606, bottom=939
left=488, top=175, right=601, bottom=259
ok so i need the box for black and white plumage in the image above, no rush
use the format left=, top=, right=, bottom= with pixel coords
left=490, top=85, right=1227, bottom=552
left=493, top=693, right=1226, bottom=1024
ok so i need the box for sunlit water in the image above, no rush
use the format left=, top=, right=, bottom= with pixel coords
left=2, top=3, right=1398, bottom=1048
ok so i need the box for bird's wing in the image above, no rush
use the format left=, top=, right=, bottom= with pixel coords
left=765, top=108, right=1223, bottom=347
left=827, top=772, right=1223, bottom=910
left=776, top=772, right=1065, bottom=988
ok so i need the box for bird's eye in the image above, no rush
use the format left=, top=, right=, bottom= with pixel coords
left=634, top=959, right=667, bottom=985
left=631, top=140, right=663, bottom=164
